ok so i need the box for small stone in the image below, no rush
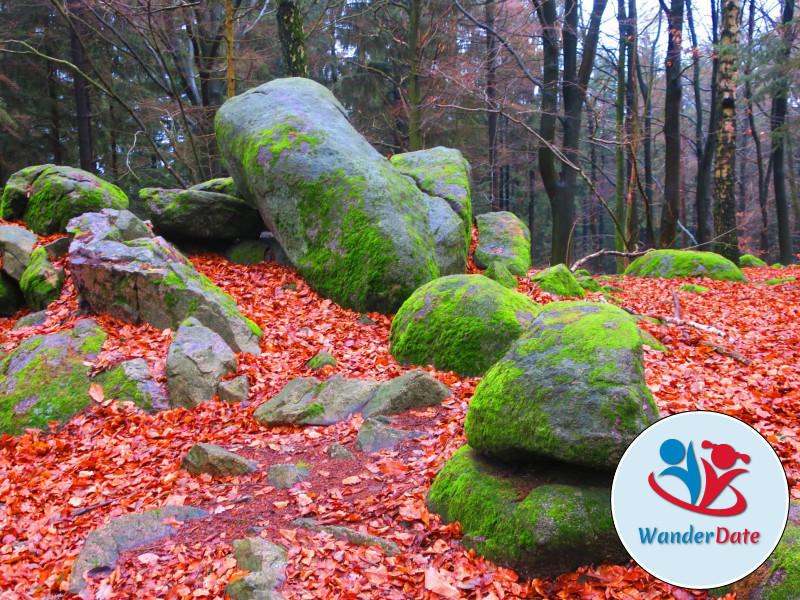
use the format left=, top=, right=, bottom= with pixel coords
left=218, top=375, right=250, bottom=403
left=356, top=419, right=424, bottom=453
left=358, top=314, right=377, bottom=325
left=11, top=310, right=47, bottom=330
left=328, top=444, right=354, bottom=460
left=225, top=537, right=287, bottom=600
left=282, top=283, right=297, bottom=291
left=43, top=236, right=71, bottom=260
left=181, top=443, right=257, bottom=477
left=225, top=239, right=268, bottom=265
left=267, top=463, right=310, bottom=489
left=305, top=351, right=336, bottom=370
left=530, top=264, right=586, bottom=298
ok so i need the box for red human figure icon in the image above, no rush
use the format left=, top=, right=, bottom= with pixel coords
left=698, top=441, right=750, bottom=511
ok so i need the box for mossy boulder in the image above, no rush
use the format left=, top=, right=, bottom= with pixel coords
left=623, top=250, right=748, bottom=282
left=225, top=537, right=287, bottom=600
left=390, top=146, right=473, bottom=256
left=95, top=358, right=168, bottom=412
left=483, top=261, right=518, bottom=288
left=166, top=318, right=237, bottom=409
left=355, top=418, right=424, bottom=453
left=389, top=275, right=541, bottom=377
left=1, top=165, right=128, bottom=235
left=191, top=177, right=240, bottom=197
left=576, top=274, right=603, bottom=293
left=710, top=501, right=800, bottom=600
left=225, top=239, right=268, bottom=265
left=426, top=446, right=627, bottom=579
left=19, top=247, right=64, bottom=311
left=0, top=273, right=23, bottom=317
left=474, top=211, right=531, bottom=277
left=218, top=374, right=250, bottom=403
left=361, top=368, right=451, bottom=418
left=141, top=185, right=263, bottom=241
left=305, top=351, right=336, bottom=370
left=0, top=319, right=107, bottom=434
left=464, top=301, right=658, bottom=470
left=531, top=264, right=587, bottom=298
left=740, top=254, right=768, bottom=268
left=215, top=77, right=462, bottom=314
left=181, top=443, right=257, bottom=476
left=67, top=209, right=262, bottom=354
left=0, top=223, right=37, bottom=281
left=68, top=506, right=208, bottom=595
left=765, top=278, right=796, bottom=285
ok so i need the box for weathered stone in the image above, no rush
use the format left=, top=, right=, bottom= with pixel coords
left=68, top=506, right=207, bottom=595
left=67, top=209, right=262, bottom=354
left=43, top=236, right=71, bottom=260
left=390, top=275, right=541, bottom=377
left=424, top=195, right=467, bottom=275
left=474, top=211, right=531, bottom=277
left=225, top=239, right=268, bottom=265
left=191, top=177, right=240, bottom=197
left=530, top=264, right=586, bottom=299
left=19, top=247, right=64, bottom=311
left=464, top=301, right=659, bottom=470
left=0, top=319, right=107, bottom=434
left=218, top=375, right=250, bottom=403
left=0, top=273, right=23, bottom=317
left=0, top=224, right=37, bottom=281
left=181, top=442, right=257, bottom=476
left=483, top=261, right=518, bottom=288
left=328, top=443, right=354, bottom=460
left=291, top=518, right=401, bottom=556
left=305, top=351, right=336, bottom=370
left=427, top=446, right=626, bottom=580
left=252, top=377, right=319, bottom=426
left=1, top=165, right=128, bottom=235
left=225, top=537, right=287, bottom=600
left=96, top=358, right=168, bottom=412
left=355, top=418, right=424, bottom=453
left=624, top=249, right=748, bottom=282
left=215, top=77, right=461, bottom=314
left=362, top=368, right=451, bottom=418
left=739, top=254, right=768, bottom=268
left=11, top=309, right=47, bottom=329
left=166, top=318, right=237, bottom=409
left=267, top=463, right=310, bottom=489
left=141, top=186, right=263, bottom=241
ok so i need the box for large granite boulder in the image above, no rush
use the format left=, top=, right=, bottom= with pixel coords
left=68, top=506, right=207, bottom=595
left=0, top=223, right=37, bottom=281
left=67, top=209, right=262, bottom=354
left=389, top=275, right=541, bottom=377
left=624, top=249, right=748, bottom=282
left=464, top=301, right=659, bottom=471
left=390, top=146, right=473, bottom=255
left=0, top=319, right=107, bottom=434
left=474, top=211, right=531, bottom=277
left=140, top=184, right=263, bottom=241
left=166, top=318, right=237, bottom=409
left=426, top=446, right=627, bottom=579
left=19, top=247, right=64, bottom=310
left=215, top=77, right=464, bottom=314
left=1, top=165, right=128, bottom=234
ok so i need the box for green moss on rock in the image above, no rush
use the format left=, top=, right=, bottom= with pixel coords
left=19, top=247, right=64, bottom=311
left=474, top=211, right=531, bottom=277
left=624, top=249, right=747, bottom=282
left=389, top=275, right=541, bottom=377
left=483, top=261, right=518, bottom=288
left=764, top=278, right=796, bottom=285
left=531, top=264, right=586, bottom=298
left=740, top=254, right=768, bottom=268
left=678, top=284, right=709, bottom=293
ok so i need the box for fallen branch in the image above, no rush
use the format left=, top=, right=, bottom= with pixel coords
left=50, top=492, right=137, bottom=524
left=570, top=249, right=653, bottom=271
left=698, top=340, right=753, bottom=366
left=599, top=296, right=728, bottom=337
left=671, top=289, right=682, bottom=320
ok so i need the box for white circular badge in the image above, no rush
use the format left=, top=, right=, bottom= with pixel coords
left=611, top=410, right=789, bottom=590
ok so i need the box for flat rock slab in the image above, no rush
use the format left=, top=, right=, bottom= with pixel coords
left=0, top=223, right=37, bottom=281
left=361, top=368, right=450, bottom=418
left=427, top=445, right=626, bottom=580
left=464, top=301, right=658, bottom=471
left=67, top=209, right=262, bottom=354
left=68, top=506, right=208, bottom=594
left=0, top=319, right=107, bottom=434
left=166, top=317, right=237, bottom=409
left=474, top=211, right=531, bottom=277
left=356, top=418, right=424, bottom=453
left=291, top=517, right=400, bottom=556
left=268, top=463, right=310, bottom=489
left=225, top=537, right=288, bottom=600
left=181, top=443, right=257, bottom=476
left=1, top=165, right=128, bottom=235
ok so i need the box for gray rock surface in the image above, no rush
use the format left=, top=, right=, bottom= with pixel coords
left=218, top=375, right=250, bottom=403
left=0, top=224, right=37, bottom=280
left=181, top=442, right=257, bottom=476
left=67, top=209, right=262, bottom=354
left=355, top=418, right=424, bottom=453
left=474, top=211, right=531, bottom=277
left=96, top=358, right=168, bottom=412
left=267, top=463, right=310, bottom=489
left=68, top=506, right=207, bottom=594
left=305, top=351, right=336, bottom=370
left=362, top=368, right=451, bottom=418
left=19, top=247, right=64, bottom=310
left=11, top=309, right=47, bottom=329
left=166, top=318, right=237, bottom=409
left=328, top=443, right=354, bottom=460
left=225, top=537, right=287, bottom=600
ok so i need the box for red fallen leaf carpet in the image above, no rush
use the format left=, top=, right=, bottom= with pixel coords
left=1, top=235, right=798, bottom=600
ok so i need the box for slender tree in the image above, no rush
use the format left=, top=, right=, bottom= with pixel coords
left=277, top=0, right=309, bottom=78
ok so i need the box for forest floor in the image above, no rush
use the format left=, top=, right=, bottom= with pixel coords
left=1, top=235, right=799, bottom=600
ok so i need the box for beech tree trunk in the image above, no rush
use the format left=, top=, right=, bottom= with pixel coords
left=277, top=0, right=309, bottom=78
left=713, top=0, right=742, bottom=264
left=486, top=0, right=500, bottom=210
left=614, top=0, right=627, bottom=271
left=408, top=0, right=422, bottom=150
left=68, top=2, right=94, bottom=172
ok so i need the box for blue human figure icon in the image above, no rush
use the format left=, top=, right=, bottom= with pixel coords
left=658, top=438, right=701, bottom=505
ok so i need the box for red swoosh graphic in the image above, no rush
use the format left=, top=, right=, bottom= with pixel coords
left=648, top=472, right=747, bottom=516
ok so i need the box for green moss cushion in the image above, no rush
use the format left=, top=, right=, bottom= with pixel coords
left=389, top=275, right=541, bottom=377
left=740, top=253, right=768, bottom=268
left=19, top=247, right=64, bottom=311
left=474, top=211, right=531, bottom=277
left=623, top=249, right=747, bottom=282
left=1, top=165, right=128, bottom=234
left=531, top=264, right=586, bottom=298
left=426, top=446, right=627, bottom=579
left=464, top=301, right=658, bottom=470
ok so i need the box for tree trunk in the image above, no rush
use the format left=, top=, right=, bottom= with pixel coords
left=713, top=0, right=742, bottom=264
left=625, top=0, right=639, bottom=253
left=46, top=60, right=63, bottom=165
left=658, top=0, right=683, bottom=248
left=277, top=0, right=309, bottom=78
left=785, top=133, right=800, bottom=234
left=68, top=2, right=94, bottom=172
left=614, top=0, right=627, bottom=271
left=636, top=10, right=660, bottom=248
left=486, top=0, right=500, bottom=210
left=225, top=0, right=236, bottom=98
left=408, top=0, right=422, bottom=150
left=771, top=0, right=795, bottom=265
